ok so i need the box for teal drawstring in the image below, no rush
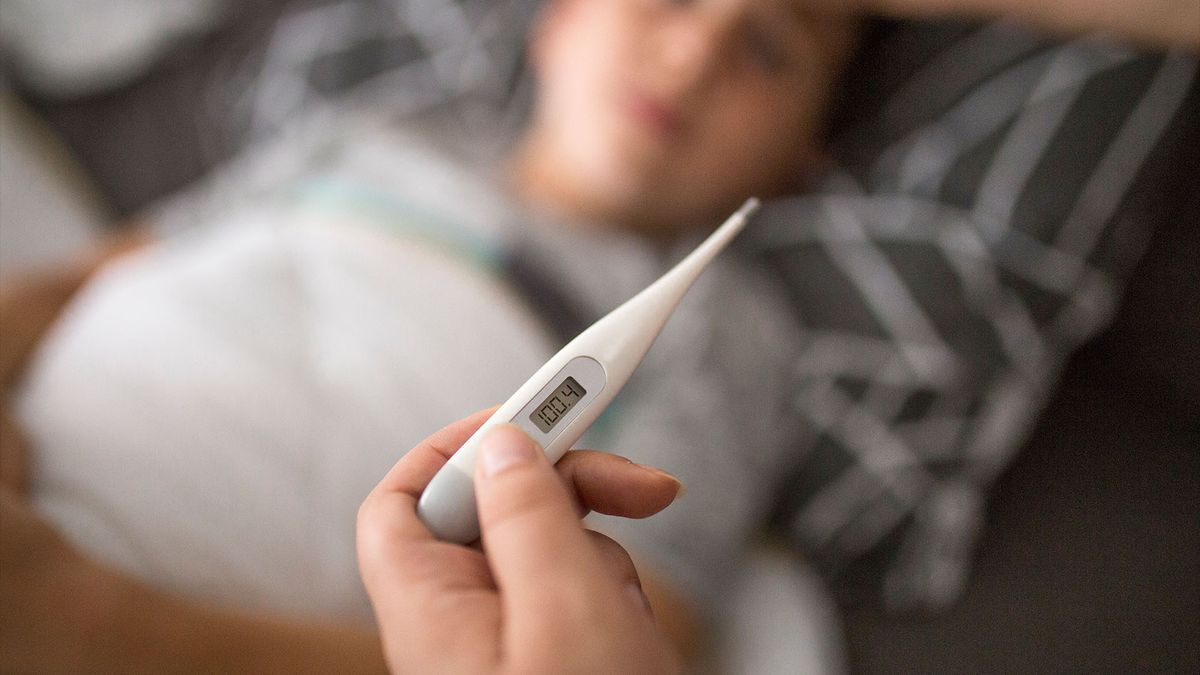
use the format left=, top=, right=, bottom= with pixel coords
left=287, top=175, right=506, bottom=274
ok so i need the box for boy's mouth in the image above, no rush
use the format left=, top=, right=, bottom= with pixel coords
left=619, top=87, right=685, bottom=143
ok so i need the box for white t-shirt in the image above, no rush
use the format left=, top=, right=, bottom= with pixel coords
left=19, top=216, right=556, bottom=618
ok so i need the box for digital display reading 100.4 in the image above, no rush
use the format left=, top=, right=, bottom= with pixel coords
left=530, top=377, right=587, bottom=433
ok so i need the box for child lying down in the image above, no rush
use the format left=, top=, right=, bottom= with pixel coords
left=9, top=2, right=1194, bottom=672
left=8, top=0, right=860, bottom=667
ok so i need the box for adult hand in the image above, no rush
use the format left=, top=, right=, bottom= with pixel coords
left=357, top=409, right=684, bottom=675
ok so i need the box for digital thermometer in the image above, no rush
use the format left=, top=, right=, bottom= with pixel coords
left=418, top=198, right=761, bottom=543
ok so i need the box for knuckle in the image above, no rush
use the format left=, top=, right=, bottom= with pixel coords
left=356, top=492, right=382, bottom=535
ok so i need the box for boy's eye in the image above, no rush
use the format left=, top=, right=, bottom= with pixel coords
left=742, top=25, right=787, bottom=74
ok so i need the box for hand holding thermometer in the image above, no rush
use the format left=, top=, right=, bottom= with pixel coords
left=418, top=197, right=761, bottom=543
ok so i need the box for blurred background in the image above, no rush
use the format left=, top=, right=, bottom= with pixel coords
left=1, top=1, right=1197, bottom=673
left=2, top=0, right=536, bottom=265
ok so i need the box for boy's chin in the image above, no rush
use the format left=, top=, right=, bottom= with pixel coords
left=588, top=194, right=720, bottom=241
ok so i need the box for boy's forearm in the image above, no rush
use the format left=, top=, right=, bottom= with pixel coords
left=857, top=0, right=1199, bottom=48
left=0, top=230, right=150, bottom=388
left=86, top=566, right=388, bottom=674
left=0, top=263, right=94, bottom=388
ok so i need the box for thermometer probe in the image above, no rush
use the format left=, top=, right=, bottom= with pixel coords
left=418, top=197, right=761, bottom=543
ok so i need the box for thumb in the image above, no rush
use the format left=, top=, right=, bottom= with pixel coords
left=474, top=425, right=613, bottom=626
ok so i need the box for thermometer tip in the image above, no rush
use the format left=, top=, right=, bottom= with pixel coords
left=736, top=197, right=762, bottom=220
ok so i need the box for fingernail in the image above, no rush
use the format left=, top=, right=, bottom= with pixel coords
left=479, top=425, right=538, bottom=477
left=638, top=465, right=687, bottom=498
left=626, top=582, right=653, bottom=615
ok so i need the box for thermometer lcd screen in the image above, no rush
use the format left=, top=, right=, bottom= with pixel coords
left=530, top=377, right=587, bottom=433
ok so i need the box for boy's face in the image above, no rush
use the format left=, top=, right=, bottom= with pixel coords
left=526, top=0, right=857, bottom=235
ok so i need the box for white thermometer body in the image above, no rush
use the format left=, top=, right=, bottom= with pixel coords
left=417, top=198, right=761, bottom=543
